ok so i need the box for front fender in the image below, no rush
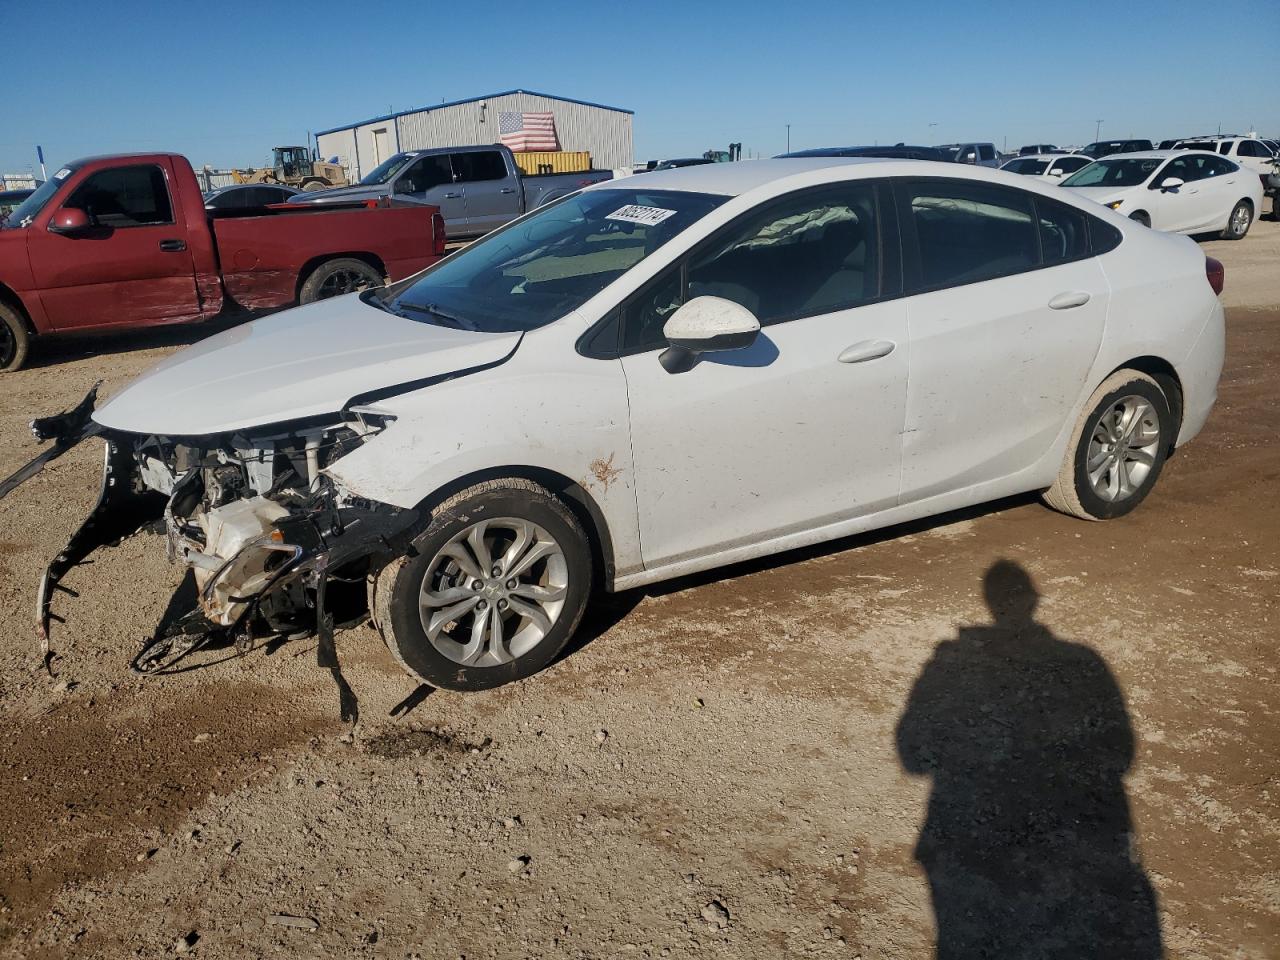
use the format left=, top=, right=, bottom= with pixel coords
left=324, top=346, right=641, bottom=579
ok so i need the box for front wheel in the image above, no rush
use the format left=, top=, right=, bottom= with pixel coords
left=1044, top=370, right=1173, bottom=521
left=371, top=479, right=593, bottom=691
left=1220, top=200, right=1252, bottom=240
left=298, top=257, right=383, bottom=303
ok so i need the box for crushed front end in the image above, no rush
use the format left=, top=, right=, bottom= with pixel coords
left=2, top=388, right=419, bottom=694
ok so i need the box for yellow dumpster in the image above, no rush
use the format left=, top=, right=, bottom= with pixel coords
left=512, top=151, right=592, bottom=175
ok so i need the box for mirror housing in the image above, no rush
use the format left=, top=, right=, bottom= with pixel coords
left=1159, top=176, right=1184, bottom=191
left=659, top=296, right=761, bottom=374
left=48, top=207, right=92, bottom=235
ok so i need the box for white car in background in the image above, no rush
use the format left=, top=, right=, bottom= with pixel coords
left=1061, top=150, right=1262, bottom=239
left=1173, top=136, right=1276, bottom=177
left=3, top=159, right=1227, bottom=693
left=1000, top=153, right=1093, bottom=180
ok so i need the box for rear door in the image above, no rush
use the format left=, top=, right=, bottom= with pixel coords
left=896, top=179, right=1108, bottom=502
left=452, top=150, right=519, bottom=235
left=620, top=180, right=908, bottom=568
left=394, top=154, right=465, bottom=232
left=27, top=161, right=200, bottom=330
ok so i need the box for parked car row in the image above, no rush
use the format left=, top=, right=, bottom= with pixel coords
left=1, top=156, right=1227, bottom=694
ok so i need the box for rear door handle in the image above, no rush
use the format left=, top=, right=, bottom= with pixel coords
left=500, top=187, right=517, bottom=194
left=443, top=192, right=462, bottom=199
left=838, top=340, right=896, bottom=364
left=158, top=239, right=186, bottom=252
left=1048, top=291, right=1090, bottom=310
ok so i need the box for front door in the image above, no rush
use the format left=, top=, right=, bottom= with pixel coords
left=452, top=150, right=518, bottom=236
left=621, top=181, right=908, bottom=569
left=27, top=161, right=199, bottom=331
left=895, top=179, right=1108, bottom=502
left=394, top=154, right=466, bottom=234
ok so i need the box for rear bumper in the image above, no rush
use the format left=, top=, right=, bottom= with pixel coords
left=1176, top=302, right=1225, bottom=447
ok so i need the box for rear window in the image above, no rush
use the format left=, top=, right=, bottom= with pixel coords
left=1002, top=158, right=1050, bottom=175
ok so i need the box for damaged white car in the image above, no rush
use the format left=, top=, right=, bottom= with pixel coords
left=2, top=159, right=1225, bottom=695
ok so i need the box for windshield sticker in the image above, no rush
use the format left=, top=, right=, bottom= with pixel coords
left=606, top=204, right=677, bottom=227
left=54, top=168, right=71, bottom=180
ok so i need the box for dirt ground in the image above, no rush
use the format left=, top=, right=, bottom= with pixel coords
left=1, top=220, right=1277, bottom=960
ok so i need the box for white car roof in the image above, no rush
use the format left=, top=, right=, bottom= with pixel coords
left=1005, top=153, right=1081, bottom=162
left=1090, top=150, right=1215, bottom=161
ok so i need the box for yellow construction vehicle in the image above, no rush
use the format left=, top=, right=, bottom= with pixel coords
left=233, top=146, right=348, bottom=191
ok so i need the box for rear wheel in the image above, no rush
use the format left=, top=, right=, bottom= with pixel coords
left=1128, top=211, right=1151, bottom=227
left=1044, top=370, right=1173, bottom=521
left=298, top=257, right=383, bottom=303
left=1220, top=200, right=1252, bottom=240
left=299, top=178, right=330, bottom=192
left=371, top=479, right=592, bottom=691
left=0, top=301, right=31, bottom=373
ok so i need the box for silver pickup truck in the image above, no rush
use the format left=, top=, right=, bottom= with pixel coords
left=290, top=143, right=612, bottom=239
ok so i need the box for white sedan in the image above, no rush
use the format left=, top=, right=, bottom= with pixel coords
left=2, top=159, right=1226, bottom=692
left=999, top=153, right=1093, bottom=180
left=1061, top=150, right=1262, bottom=239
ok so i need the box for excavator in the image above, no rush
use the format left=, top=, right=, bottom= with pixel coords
left=233, top=146, right=348, bottom=191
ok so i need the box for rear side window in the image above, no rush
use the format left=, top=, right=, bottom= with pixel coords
left=903, top=181, right=1037, bottom=289
left=1037, top=198, right=1089, bottom=264
left=65, top=165, right=173, bottom=227
left=1238, top=140, right=1269, bottom=158
left=453, top=151, right=508, bottom=183
left=1218, top=142, right=1232, bottom=155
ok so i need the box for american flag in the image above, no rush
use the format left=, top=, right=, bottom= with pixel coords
left=498, top=111, right=560, bottom=152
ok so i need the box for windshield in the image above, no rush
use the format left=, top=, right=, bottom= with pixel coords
left=381, top=188, right=728, bottom=333
left=0, top=172, right=69, bottom=230
left=1061, top=157, right=1162, bottom=188
left=359, top=153, right=419, bottom=186
left=1002, top=158, right=1049, bottom=175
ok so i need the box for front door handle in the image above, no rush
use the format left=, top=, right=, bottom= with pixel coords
left=443, top=192, right=462, bottom=199
left=838, top=340, right=896, bottom=364
left=158, top=239, right=187, bottom=252
left=1048, top=291, right=1091, bottom=310
left=500, top=187, right=517, bottom=194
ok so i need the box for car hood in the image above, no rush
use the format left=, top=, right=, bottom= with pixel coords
left=94, top=296, right=521, bottom=435
left=1063, top=185, right=1134, bottom=206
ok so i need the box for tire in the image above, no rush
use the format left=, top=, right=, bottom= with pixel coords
left=300, top=178, right=329, bottom=192
left=1044, top=370, right=1173, bottom=521
left=1219, top=200, right=1252, bottom=240
left=1128, top=211, right=1151, bottom=227
left=0, top=301, right=31, bottom=373
left=371, top=478, right=593, bottom=691
left=298, top=258, right=383, bottom=304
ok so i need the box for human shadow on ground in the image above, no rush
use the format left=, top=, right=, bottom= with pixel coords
left=896, top=559, right=1162, bottom=960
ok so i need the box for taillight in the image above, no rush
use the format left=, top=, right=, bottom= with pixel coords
left=432, top=212, right=446, bottom=258
left=1205, top=256, right=1224, bottom=296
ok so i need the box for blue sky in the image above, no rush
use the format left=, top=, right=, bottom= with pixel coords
left=3, top=0, right=1276, bottom=175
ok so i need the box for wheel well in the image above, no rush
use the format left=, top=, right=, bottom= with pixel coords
left=0, top=282, right=35, bottom=335
left=411, top=465, right=617, bottom=591
left=295, top=252, right=387, bottom=300
left=1110, top=356, right=1184, bottom=448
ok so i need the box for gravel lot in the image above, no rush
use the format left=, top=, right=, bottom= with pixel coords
left=1, top=220, right=1277, bottom=959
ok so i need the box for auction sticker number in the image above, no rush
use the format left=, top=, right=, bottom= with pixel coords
left=607, top=204, right=677, bottom=227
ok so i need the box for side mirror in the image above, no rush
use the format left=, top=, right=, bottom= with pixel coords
left=1159, top=176, right=1184, bottom=191
left=659, top=296, right=761, bottom=374
left=48, top=207, right=91, bottom=235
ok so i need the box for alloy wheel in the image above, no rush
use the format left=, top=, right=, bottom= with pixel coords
left=417, top=517, right=569, bottom=667
left=318, top=268, right=372, bottom=298
left=1086, top=395, right=1161, bottom=502
left=1231, top=203, right=1251, bottom=235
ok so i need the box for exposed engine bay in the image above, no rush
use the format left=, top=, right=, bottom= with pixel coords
left=5, top=386, right=420, bottom=708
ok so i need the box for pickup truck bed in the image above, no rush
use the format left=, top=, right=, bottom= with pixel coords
left=0, top=152, right=445, bottom=371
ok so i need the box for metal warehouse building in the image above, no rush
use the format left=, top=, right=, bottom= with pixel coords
left=315, top=89, right=634, bottom=181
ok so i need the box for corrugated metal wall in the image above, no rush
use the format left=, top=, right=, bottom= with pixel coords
left=316, top=128, right=358, bottom=180
left=393, top=93, right=633, bottom=172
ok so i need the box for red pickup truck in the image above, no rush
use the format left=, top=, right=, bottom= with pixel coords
left=0, top=152, right=446, bottom=371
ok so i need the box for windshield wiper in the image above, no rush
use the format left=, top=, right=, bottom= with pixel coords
left=394, top=301, right=476, bottom=331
